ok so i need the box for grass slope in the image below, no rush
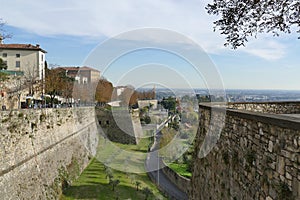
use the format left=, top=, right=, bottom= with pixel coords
left=167, top=163, right=191, bottom=178
left=61, top=138, right=165, bottom=200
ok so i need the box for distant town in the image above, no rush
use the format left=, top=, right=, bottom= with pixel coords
left=153, top=88, right=300, bottom=102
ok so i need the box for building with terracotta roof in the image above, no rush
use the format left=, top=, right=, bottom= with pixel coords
left=57, top=66, right=100, bottom=84
left=0, top=41, right=47, bottom=80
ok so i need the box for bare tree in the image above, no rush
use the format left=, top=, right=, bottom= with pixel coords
left=0, top=18, right=12, bottom=42
left=61, top=77, right=74, bottom=103
left=0, top=71, right=9, bottom=108
left=45, top=69, right=64, bottom=107
left=23, top=62, right=40, bottom=96
left=206, top=0, right=300, bottom=48
left=7, top=76, right=25, bottom=109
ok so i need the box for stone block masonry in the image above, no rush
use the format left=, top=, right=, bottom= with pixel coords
left=0, top=107, right=99, bottom=199
left=190, top=102, right=300, bottom=200
left=227, top=101, right=300, bottom=114
left=161, top=161, right=191, bottom=194
left=96, top=107, right=142, bottom=144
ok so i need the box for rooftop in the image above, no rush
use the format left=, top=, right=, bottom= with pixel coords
left=0, top=43, right=47, bottom=53
left=58, top=66, right=100, bottom=72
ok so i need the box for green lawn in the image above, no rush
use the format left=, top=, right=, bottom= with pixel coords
left=167, top=163, right=192, bottom=178
left=61, top=138, right=165, bottom=200
left=93, top=137, right=152, bottom=173
left=114, top=137, right=152, bottom=152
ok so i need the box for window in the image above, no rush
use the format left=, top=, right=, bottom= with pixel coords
left=41, top=54, right=44, bottom=61
left=2, top=53, right=7, bottom=57
left=3, top=61, right=7, bottom=66
left=16, top=54, right=20, bottom=58
left=82, top=77, right=88, bottom=84
left=16, top=61, right=20, bottom=68
left=75, top=76, right=80, bottom=83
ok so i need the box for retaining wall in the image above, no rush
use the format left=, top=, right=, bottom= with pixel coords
left=0, top=107, right=99, bottom=199
left=96, top=107, right=138, bottom=144
left=190, top=102, right=300, bottom=200
left=162, top=162, right=191, bottom=194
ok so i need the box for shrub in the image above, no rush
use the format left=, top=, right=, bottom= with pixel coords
left=144, top=116, right=151, bottom=124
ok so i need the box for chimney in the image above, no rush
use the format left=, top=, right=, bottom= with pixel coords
left=36, top=44, right=40, bottom=48
left=0, top=36, right=3, bottom=44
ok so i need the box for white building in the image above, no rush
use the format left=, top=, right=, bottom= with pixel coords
left=0, top=41, right=47, bottom=80
left=138, top=99, right=158, bottom=109
left=57, top=66, right=101, bottom=84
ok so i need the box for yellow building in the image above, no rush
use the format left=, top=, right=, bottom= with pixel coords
left=0, top=42, right=47, bottom=80
left=0, top=41, right=47, bottom=109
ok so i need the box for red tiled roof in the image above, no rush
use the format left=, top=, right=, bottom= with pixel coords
left=58, top=66, right=100, bottom=72
left=0, top=44, right=47, bottom=53
left=81, top=66, right=100, bottom=72
left=58, top=67, right=80, bottom=71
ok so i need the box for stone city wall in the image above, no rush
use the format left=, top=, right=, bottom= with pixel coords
left=190, top=102, right=300, bottom=200
left=0, top=107, right=99, bottom=199
left=96, top=107, right=141, bottom=144
left=162, top=161, right=191, bottom=194
left=227, top=101, right=300, bottom=114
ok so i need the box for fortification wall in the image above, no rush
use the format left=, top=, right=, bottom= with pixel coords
left=228, top=101, right=300, bottom=114
left=96, top=107, right=141, bottom=144
left=190, top=102, right=300, bottom=200
left=162, top=162, right=191, bottom=194
left=0, top=107, right=99, bottom=199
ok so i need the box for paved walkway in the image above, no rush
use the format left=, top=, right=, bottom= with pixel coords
left=146, top=132, right=188, bottom=200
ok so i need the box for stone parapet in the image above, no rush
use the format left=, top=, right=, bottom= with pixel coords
left=190, top=102, right=300, bottom=200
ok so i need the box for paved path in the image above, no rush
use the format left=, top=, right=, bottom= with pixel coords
left=146, top=131, right=188, bottom=200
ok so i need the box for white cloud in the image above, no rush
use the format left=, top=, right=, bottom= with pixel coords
left=241, top=39, right=286, bottom=60
left=0, top=0, right=288, bottom=60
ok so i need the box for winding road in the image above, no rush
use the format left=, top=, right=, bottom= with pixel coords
left=145, top=129, right=188, bottom=200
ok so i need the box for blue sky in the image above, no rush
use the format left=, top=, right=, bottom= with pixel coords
left=1, top=0, right=299, bottom=90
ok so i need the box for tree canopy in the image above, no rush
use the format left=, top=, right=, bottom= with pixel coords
left=45, top=68, right=74, bottom=105
left=161, top=96, right=177, bottom=114
left=206, top=0, right=300, bottom=48
left=0, top=58, right=7, bottom=70
left=95, top=78, right=113, bottom=103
